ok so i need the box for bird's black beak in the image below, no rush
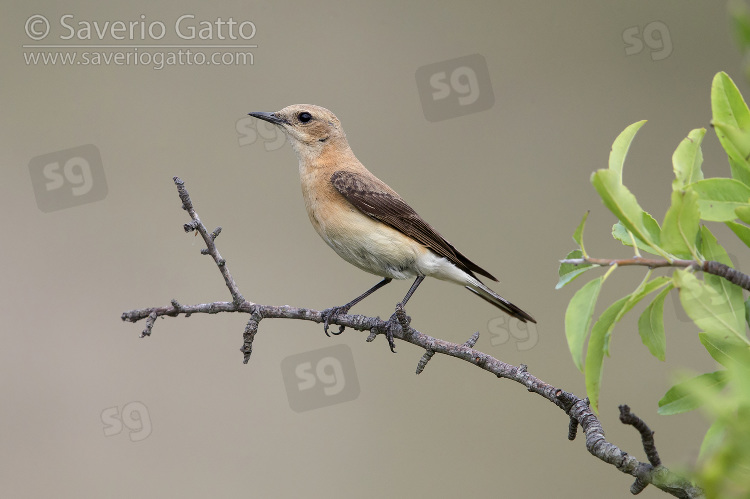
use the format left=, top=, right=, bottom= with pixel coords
left=248, top=111, right=287, bottom=126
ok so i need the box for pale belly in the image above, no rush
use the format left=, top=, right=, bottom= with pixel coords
left=312, top=204, right=422, bottom=280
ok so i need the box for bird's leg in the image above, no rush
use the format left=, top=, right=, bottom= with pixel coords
left=385, top=275, right=425, bottom=353
left=322, top=278, right=392, bottom=336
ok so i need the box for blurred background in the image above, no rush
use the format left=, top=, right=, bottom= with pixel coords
left=1, top=1, right=746, bottom=497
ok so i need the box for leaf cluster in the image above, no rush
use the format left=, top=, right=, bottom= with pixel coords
left=558, top=72, right=750, bottom=497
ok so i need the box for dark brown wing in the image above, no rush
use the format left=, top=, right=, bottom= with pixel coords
left=330, top=170, right=497, bottom=282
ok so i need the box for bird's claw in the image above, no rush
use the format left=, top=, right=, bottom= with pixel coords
left=379, top=322, right=397, bottom=353
left=322, top=306, right=349, bottom=336
left=394, top=303, right=410, bottom=331
left=383, top=303, right=411, bottom=353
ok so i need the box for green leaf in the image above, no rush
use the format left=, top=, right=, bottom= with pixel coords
left=609, top=120, right=647, bottom=181
left=591, top=169, right=662, bottom=253
left=672, top=128, right=706, bottom=191
left=711, top=72, right=750, bottom=185
left=557, top=267, right=594, bottom=289
left=658, top=371, right=729, bottom=415
left=557, top=249, right=594, bottom=289
left=724, top=341, right=750, bottom=372
left=612, top=222, right=661, bottom=255
left=660, top=189, right=700, bottom=259
left=565, top=277, right=603, bottom=371
left=729, top=156, right=750, bottom=185
left=730, top=0, right=750, bottom=51
left=726, top=221, right=750, bottom=248
left=711, top=72, right=750, bottom=131
left=573, top=211, right=589, bottom=256
left=585, top=276, right=670, bottom=413
left=727, top=155, right=750, bottom=188
left=585, top=295, right=630, bottom=414
left=700, top=226, right=745, bottom=334
left=713, top=121, right=750, bottom=160
left=701, top=225, right=736, bottom=270
left=688, top=178, right=750, bottom=222
left=638, top=285, right=673, bottom=361
left=675, top=270, right=748, bottom=345
left=736, top=204, right=750, bottom=224
left=595, top=122, right=664, bottom=255
left=746, top=296, right=750, bottom=328
left=712, top=121, right=750, bottom=185
left=622, top=276, right=673, bottom=315
left=699, top=331, right=750, bottom=367
left=604, top=275, right=671, bottom=355
left=642, top=211, right=662, bottom=247
left=699, top=417, right=726, bottom=461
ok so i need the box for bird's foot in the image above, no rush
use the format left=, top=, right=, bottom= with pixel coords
left=321, top=305, right=351, bottom=336
left=393, top=303, right=411, bottom=331
left=382, top=303, right=411, bottom=353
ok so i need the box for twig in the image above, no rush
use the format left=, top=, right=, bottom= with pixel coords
left=569, top=397, right=588, bottom=441
left=620, top=404, right=661, bottom=467
left=241, top=311, right=263, bottom=364
left=561, top=255, right=750, bottom=291
left=174, top=177, right=248, bottom=306
left=620, top=405, right=662, bottom=495
left=122, top=178, right=703, bottom=498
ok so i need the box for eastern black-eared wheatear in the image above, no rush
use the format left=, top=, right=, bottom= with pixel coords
left=249, top=104, right=535, bottom=352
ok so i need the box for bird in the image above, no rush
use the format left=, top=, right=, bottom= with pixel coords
left=248, top=104, right=535, bottom=352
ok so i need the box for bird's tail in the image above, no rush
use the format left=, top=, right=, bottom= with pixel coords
left=466, top=282, right=536, bottom=323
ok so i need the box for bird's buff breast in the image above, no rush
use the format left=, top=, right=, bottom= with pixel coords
left=300, top=171, right=423, bottom=280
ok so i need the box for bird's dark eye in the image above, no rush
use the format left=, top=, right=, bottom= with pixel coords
left=298, top=112, right=312, bottom=123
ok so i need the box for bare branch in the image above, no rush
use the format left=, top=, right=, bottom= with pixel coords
left=616, top=405, right=702, bottom=497
left=703, top=260, right=750, bottom=290
left=568, top=397, right=587, bottom=441
left=122, top=178, right=703, bottom=498
left=174, top=176, right=248, bottom=306
left=415, top=348, right=435, bottom=375
left=241, top=311, right=263, bottom=364
left=620, top=404, right=661, bottom=467
left=619, top=404, right=662, bottom=495
left=561, top=255, right=750, bottom=291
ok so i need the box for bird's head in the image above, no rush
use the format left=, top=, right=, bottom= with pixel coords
left=248, top=104, right=348, bottom=162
